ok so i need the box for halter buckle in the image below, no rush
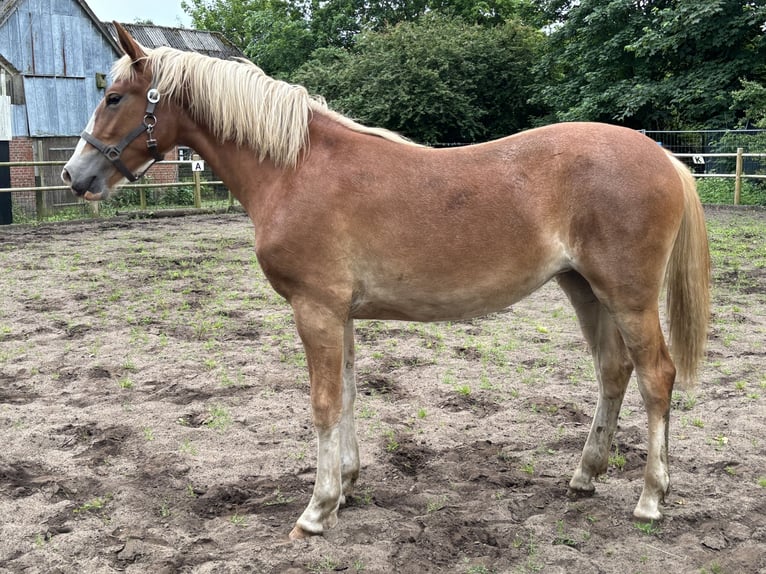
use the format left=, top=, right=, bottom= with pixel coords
left=104, top=146, right=121, bottom=161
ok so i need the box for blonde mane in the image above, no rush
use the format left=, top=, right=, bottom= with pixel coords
left=111, top=46, right=416, bottom=168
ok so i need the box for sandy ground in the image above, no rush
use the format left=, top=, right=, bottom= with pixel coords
left=0, top=207, right=764, bottom=574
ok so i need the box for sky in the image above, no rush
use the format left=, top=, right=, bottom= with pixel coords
left=85, top=0, right=192, bottom=28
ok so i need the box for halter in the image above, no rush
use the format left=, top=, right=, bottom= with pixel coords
left=80, top=82, right=165, bottom=182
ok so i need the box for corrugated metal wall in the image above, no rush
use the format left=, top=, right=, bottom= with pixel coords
left=0, top=0, right=119, bottom=137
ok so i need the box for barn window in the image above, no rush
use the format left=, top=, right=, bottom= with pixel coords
left=10, top=74, right=24, bottom=105
left=2, top=72, right=24, bottom=105
left=0, top=60, right=24, bottom=105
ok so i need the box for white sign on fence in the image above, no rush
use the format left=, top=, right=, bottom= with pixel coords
left=191, top=160, right=205, bottom=172
left=0, top=70, right=11, bottom=140
left=692, top=155, right=705, bottom=165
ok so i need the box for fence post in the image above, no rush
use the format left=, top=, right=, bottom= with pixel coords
left=0, top=141, right=11, bottom=225
left=139, top=188, right=147, bottom=210
left=34, top=140, right=47, bottom=221
left=734, top=147, right=743, bottom=205
left=193, top=154, right=202, bottom=209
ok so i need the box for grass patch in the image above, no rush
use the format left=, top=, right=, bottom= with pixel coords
left=205, top=404, right=233, bottom=432
left=634, top=521, right=661, bottom=536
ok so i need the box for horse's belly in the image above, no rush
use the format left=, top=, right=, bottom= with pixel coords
left=351, top=271, right=555, bottom=322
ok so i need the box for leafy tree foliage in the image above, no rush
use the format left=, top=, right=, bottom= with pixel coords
left=181, top=0, right=273, bottom=52
left=293, top=14, right=544, bottom=143
left=181, top=0, right=313, bottom=76
left=182, top=0, right=544, bottom=75
left=538, top=0, right=766, bottom=129
left=182, top=0, right=766, bottom=135
left=309, top=0, right=429, bottom=46
left=732, top=79, right=766, bottom=127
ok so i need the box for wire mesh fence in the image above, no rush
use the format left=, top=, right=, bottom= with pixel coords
left=640, top=129, right=766, bottom=176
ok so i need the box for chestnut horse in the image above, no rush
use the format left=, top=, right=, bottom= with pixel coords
left=62, top=24, right=710, bottom=539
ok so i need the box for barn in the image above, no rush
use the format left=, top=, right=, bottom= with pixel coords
left=0, top=0, right=244, bottom=219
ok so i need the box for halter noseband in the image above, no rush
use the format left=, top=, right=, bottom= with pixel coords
left=80, top=82, right=164, bottom=182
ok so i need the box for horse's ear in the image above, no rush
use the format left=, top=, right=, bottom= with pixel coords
left=114, top=21, right=146, bottom=66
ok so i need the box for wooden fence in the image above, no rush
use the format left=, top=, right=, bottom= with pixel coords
left=1, top=151, right=765, bottom=224
left=675, top=150, right=766, bottom=205
left=0, top=157, right=226, bottom=222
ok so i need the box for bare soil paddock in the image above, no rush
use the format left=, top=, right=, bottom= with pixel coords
left=0, top=207, right=764, bottom=574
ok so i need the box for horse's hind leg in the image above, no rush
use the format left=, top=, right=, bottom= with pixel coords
left=613, top=308, right=676, bottom=521
left=556, top=272, right=633, bottom=496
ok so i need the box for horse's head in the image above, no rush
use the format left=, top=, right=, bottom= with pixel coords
left=62, top=23, right=175, bottom=200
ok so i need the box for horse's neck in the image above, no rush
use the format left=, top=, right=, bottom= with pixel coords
left=177, top=109, right=386, bottom=223
left=179, top=125, right=285, bottom=217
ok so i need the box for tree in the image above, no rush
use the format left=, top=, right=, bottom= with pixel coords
left=732, top=79, right=766, bottom=128
left=182, top=0, right=317, bottom=77
left=244, top=9, right=316, bottom=77
left=182, top=0, right=273, bottom=51
left=308, top=0, right=430, bottom=48
left=182, top=0, right=548, bottom=76
left=293, top=14, right=545, bottom=143
left=538, top=0, right=766, bottom=130
left=431, top=0, right=550, bottom=27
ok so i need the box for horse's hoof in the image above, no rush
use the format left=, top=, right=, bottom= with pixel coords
left=289, top=525, right=318, bottom=540
left=567, top=487, right=595, bottom=500
left=633, top=504, right=663, bottom=523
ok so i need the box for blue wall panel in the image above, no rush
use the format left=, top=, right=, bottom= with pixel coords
left=0, top=0, right=119, bottom=136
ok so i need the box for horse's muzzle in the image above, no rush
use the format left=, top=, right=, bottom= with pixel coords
left=62, top=168, right=96, bottom=198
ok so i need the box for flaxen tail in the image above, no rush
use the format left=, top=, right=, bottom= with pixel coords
left=665, top=153, right=711, bottom=389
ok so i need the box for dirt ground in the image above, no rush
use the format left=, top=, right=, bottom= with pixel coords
left=0, top=207, right=764, bottom=574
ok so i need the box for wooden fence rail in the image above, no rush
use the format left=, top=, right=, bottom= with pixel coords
left=1, top=151, right=765, bottom=217
left=0, top=157, right=226, bottom=220
left=674, top=150, right=766, bottom=204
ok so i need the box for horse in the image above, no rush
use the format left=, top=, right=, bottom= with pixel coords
left=62, top=23, right=710, bottom=540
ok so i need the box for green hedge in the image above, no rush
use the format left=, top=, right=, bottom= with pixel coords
left=107, top=186, right=196, bottom=208
left=695, top=178, right=766, bottom=205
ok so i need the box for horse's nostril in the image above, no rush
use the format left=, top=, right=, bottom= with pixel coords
left=70, top=175, right=96, bottom=197
left=61, top=168, right=71, bottom=185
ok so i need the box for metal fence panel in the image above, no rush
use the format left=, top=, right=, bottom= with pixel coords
left=641, top=129, right=766, bottom=176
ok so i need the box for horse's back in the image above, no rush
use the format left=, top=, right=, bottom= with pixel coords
left=333, top=123, right=686, bottom=321
left=499, top=122, right=681, bottom=203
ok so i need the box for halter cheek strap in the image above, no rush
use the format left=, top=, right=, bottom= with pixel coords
left=81, top=83, right=165, bottom=182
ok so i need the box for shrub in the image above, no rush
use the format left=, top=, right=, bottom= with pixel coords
left=696, top=178, right=766, bottom=206
left=160, top=186, right=195, bottom=206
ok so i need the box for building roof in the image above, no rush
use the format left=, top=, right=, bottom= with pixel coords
left=104, top=22, right=245, bottom=61
left=0, top=1, right=244, bottom=62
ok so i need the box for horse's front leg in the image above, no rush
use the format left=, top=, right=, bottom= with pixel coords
left=289, top=303, right=347, bottom=539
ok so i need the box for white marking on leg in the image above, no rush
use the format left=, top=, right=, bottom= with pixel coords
left=634, top=415, right=669, bottom=521
left=296, top=424, right=342, bottom=534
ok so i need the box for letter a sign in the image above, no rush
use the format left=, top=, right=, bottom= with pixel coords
left=191, top=159, right=205, bottom=172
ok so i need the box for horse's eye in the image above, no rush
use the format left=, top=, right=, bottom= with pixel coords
left=106, top=93, right=122, bottom=106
